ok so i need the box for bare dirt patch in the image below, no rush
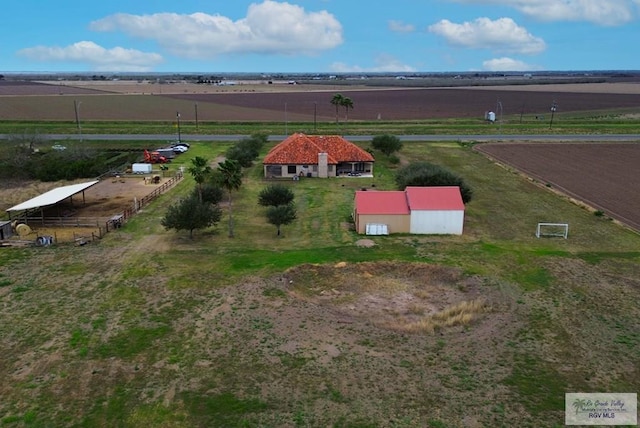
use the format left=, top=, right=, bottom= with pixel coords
left=181, top=261, right=520, bottom=424
left=284, top=261, right=501, bottom=335
left=355, top=238, right=375, bottom=247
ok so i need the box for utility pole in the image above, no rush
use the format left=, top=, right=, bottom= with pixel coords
left=194, top=103, right=199, bottom=131
left=496, top=100, right=503, bottom=134
left=74, top=100, right=82, bottom=141
left=549, top=100, right=557, bottom=129
left=176, top=111, right=182, bottom=142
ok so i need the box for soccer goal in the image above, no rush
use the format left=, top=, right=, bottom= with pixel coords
left=536, top=223, right=568, bottom=239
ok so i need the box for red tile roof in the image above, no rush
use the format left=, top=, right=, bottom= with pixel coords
left=263, top=133, right=375, bottom=165
left=355, top=191, right=410, bottom=215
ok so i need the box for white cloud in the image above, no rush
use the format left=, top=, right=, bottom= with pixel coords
left=451, top=0, right=638, bottom=26
left=428, top=17, right=546, bottom=55
left=17, top=41, right=163, bottom=71
left=90, top=1, right=343, bottom=58
left=388, top=20, right=415, bottom=33
left=482, top=57, right=540, bottom=71
left=330, top=54, right=417, bottom=72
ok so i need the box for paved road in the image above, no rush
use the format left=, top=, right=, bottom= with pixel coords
left=3, top=133, right=639, bottom=142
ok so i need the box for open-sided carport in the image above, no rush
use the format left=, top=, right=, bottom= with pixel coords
left=6, top=180, right=99, bottom=222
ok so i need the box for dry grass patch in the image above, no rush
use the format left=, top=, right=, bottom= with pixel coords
left=384, top=298, right=488, bottom=334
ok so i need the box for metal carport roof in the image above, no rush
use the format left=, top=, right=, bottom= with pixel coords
left=6, top=181, right=99, bottom=212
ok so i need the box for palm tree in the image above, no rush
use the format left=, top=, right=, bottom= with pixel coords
left=217, top=159, right=242, bottom=237
left=341, top=96, right=354, bottom=122
left=187, top=156, right=211, bottom=202
left=330, top=93, right=344, bottom=124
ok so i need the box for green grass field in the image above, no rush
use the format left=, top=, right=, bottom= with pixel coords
left=0, top=140, right=639, bottom=427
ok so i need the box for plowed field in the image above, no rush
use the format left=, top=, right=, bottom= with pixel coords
left=475, top=142, right=640, bottom=231
left=1, top=80, right=640, bottom=121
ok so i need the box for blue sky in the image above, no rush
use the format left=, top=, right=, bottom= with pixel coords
left=3, top=0, right=639, bottom=73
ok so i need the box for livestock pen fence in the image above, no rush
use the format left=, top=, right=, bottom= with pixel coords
left=120, top=171, right=184, bottom=220
left=20, top=172, right=184, bottom=245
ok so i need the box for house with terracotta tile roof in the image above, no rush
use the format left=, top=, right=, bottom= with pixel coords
left=353, top=186, right=465, bottom=235
left=263, top=133, right=374, bottom=179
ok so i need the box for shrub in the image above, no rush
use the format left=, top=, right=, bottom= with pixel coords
left=395, top=161, right=473, bottom=203
left=225, top=134, right=267, bottom=167
left=388, top=154, right=400, bottom=165
left=371, top=134, right=403, bottom=156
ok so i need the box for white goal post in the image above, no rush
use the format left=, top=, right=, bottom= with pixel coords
left=536, top=223, right=568, bottom=239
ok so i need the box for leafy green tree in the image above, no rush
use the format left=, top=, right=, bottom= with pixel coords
left=225, top=134, right=267, bottom=168
left=195, top=183, right=224, bottom=205
left=266, top=203, right=297, bottom=237
left=161, top=195, right=222, bottom=238
left=188, top=156, right=212, bottom=201
left=258, top=184, right=295, bottom=207
left=330, top=93, right=345, bottom=124
left=217, top=159, right=243, bottom=237
left=395, top=161, right=473, bottom=203
left=371, top=134, right=403, bottom=156
left=243, top=133, right=268, bottom=152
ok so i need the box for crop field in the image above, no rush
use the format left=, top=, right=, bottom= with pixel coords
left=1, top=80, right=640, bottom=123
left=475, top=142, right=640, bottom=231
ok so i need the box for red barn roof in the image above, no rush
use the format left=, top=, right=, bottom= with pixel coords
left=355, top=191, right=410, bottom=215
left=355, top=187, right=464, bottom=214
left=263, top=133, right=374, bottom=165
left=405, top=186, right=464, bottom=210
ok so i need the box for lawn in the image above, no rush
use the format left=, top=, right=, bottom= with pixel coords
left=0, top=140, right=638, bottom=427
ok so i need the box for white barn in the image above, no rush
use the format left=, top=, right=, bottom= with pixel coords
left=405, top=187, right=465, bottom=235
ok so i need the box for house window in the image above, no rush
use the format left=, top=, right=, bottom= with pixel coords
left=328, top=165, right=333, bottom=172
left=288, top=165, right=297, bottom=174
left=355, top=162, right=365, bottom=172
left=266, top=165, right=282, bottom=177
left=312, top=165, right=318, bottom=172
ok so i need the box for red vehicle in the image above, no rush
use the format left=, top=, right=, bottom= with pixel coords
left=143, top=149, right=168, bottom=164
